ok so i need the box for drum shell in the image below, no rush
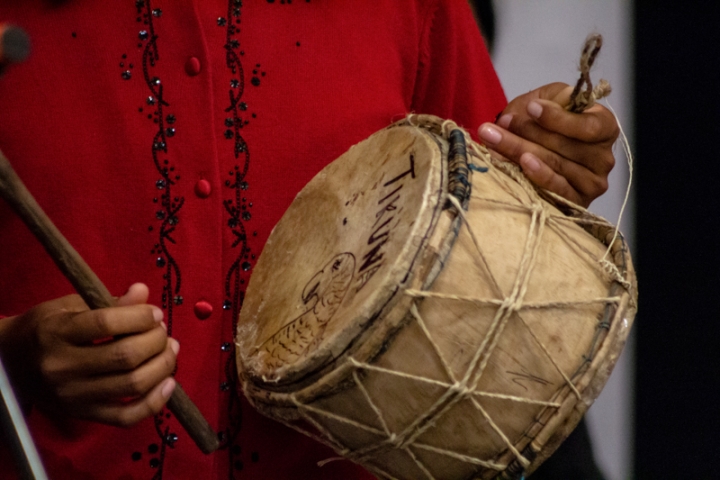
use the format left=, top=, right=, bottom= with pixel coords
left=237, top=116, right=636, bottom=480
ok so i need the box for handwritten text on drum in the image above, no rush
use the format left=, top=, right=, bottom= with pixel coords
left=355, top=153, right=416, bottom=293
left=258, top=152, right=417, bottom=367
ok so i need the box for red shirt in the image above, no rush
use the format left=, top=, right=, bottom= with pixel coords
left=0, top=1, right=506, bottom=478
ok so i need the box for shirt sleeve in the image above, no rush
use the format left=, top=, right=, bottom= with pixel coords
left=411, top=0, right=507, bottom=138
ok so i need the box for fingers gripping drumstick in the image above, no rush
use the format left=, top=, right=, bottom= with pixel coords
left=0, top=149, right=220, bottom=454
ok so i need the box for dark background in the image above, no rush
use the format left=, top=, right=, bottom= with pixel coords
left=634, top=1, right=720, bottom=478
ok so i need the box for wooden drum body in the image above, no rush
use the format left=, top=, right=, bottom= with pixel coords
left=236, top=115, right=636, bottom=479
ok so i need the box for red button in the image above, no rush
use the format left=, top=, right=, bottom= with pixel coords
left=194, top=300, right=213, bottom=320
left=195, top=179, right=211, bottom=198
left=185, top=57, right=201, bottom=76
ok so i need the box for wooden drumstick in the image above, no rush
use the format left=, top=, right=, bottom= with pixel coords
left=0, top=149, right=220, bottom=455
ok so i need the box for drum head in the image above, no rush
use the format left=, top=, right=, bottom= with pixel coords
left=237, top=125, right=447, bottom=385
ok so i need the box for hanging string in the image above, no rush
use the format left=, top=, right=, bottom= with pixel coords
left=600, top=100, right=634, bottom=268
left=562, top=34, right=634, bottom=288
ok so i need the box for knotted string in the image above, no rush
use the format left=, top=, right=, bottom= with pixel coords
left=567, top=34, right=611, bottom=113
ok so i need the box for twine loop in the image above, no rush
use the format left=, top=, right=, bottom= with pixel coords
left=567, top=34, right=611, bottom=113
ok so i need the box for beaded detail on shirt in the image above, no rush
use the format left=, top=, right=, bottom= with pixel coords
left=127, top=1, right=183, bottom=476
left=218, top=0, right=256, bottom=475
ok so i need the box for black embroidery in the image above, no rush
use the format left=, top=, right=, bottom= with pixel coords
left=218, top=3, right=305, bottom=475
left=118, top=1, right=308, bottom=476
left=134, top=0, right=183, bottom=335
left=221, top=3, right=255, bottom=310
left=218, top=1, right=258, bottom=476
left=127, top=1, right=184, bottom=477
left=119, top=52, right=134, bottom=80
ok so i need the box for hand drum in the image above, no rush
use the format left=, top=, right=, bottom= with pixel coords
left=236, top=115, right=636, bottom=480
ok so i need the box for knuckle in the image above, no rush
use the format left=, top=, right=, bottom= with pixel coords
left=135, top=305, right=153, bottom=324
left=146, top=396, right=165, bottom=416
left=113, top=410, right=138, bottom=428
left=593, top=176, right=609, bottom=195
left=31, top=310, right=65, bottom=342
left=541, top=152, right=563, bottom=174
left=39, top=356, right=67, bottom=383
left=27, top=302, right=51, bottom=322
left=546, top=81, right=570, bottom=94
left=48, top=382, right=88, bottom=409
left=507, top=140, right=526, bottom=162
left=60, top=293, right=87, bottom=310
left=53, top=383, right=75, bottom=404
left=118, top=399, right=163, bottom=427
left=584, top=115, right=604, bottom=139
left=553, top=135, right=576, bottom=158
left=503, top=96, right=525, bottom=113
left=508, top=116, right=532, bottom=138
left=90, top=311, right=113, bottom=337
left=579, top=176, right=608, bottom=205
left=163, top=349, right=177, bottom=374
left=603, top=153, right=616, bottom=173
left=111, top=343, right=141, bottom=369
left=124, top=371, right=151, bottom=397
left=544, top=170, right=563, bottom=189
left=578, top=195, right=591, bottom=208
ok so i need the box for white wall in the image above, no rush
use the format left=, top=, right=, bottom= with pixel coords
left=490, top=2, right=635, bottom=479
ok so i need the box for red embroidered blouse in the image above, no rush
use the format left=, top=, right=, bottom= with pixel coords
left=0, top=1, right=506, bottom=478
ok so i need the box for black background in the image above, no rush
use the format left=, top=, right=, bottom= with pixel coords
left=635, top=1, right=720, bottom=478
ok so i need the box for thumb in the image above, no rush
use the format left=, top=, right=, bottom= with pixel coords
left=116, top=283, right=150, bottom=307
left=528, top=82, right=570, bottom=103
left=548, top=84, right=575, bottom=109
left=518, top=83, right=573, bottom=120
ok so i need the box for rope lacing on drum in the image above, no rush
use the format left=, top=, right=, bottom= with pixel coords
left=268, top=117, right=633, bottom=480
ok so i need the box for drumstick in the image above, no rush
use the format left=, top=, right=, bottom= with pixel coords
left=0, top=149, right=220, bottom=455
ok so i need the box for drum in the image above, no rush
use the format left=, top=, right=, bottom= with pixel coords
left=236, top=115, right=636, bottom=479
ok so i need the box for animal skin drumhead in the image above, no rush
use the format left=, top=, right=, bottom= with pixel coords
left=237, top=125, right=447, bottom=385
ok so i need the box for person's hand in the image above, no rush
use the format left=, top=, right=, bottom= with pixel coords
left=478, top=82, right=619, bottom=207
left=0, top=283, right=178, bottom=427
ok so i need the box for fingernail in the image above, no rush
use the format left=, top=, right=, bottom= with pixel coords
left=123, top=282, right=141, bottom=297
left=496, top=114, right=513, bottom=129
left=521, top=153, right=541, bottom=173
left=152, top=307, right=163, bottom=323
left=527, top=101, right=543, bottom=119
left=160, top=321, right=167, bottom=331
left=479, top=124, right=502, bottom=145
left=161, top=378, right=176, bottom=399
left=170, top=338, right=180, bottom=355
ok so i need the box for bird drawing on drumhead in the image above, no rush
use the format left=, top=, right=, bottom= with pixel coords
left=260, top=253, right=356, bottom=369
